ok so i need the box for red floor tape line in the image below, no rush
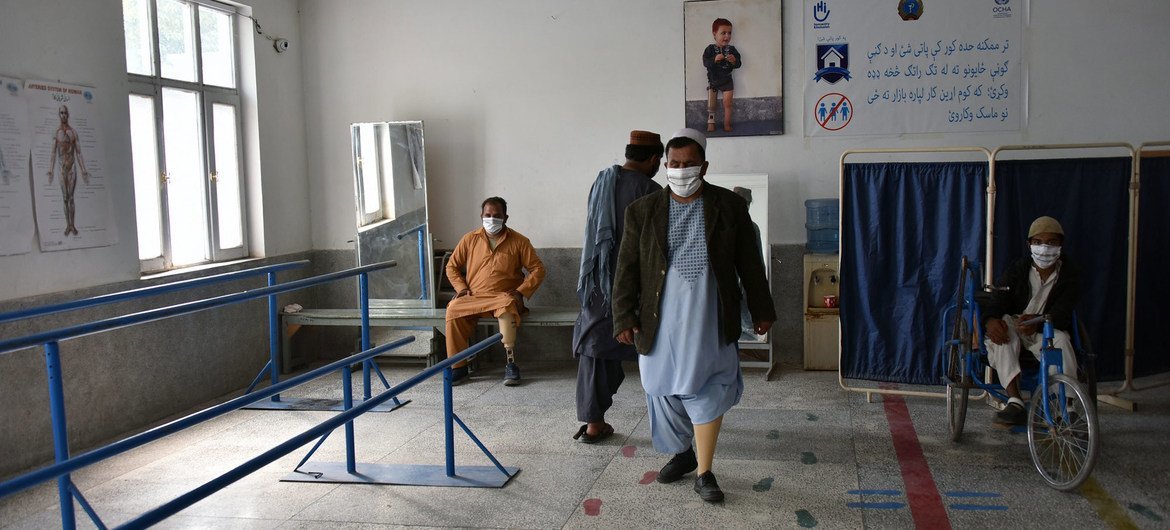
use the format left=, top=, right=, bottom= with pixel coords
left=882, top=392, right=952, bottom=529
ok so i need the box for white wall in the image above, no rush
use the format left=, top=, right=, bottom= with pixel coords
left=0, top=0, right=310, bottom=301
left=0, top=0, right=139, bottom=299
left=299, top=0, right=1170, bottom=251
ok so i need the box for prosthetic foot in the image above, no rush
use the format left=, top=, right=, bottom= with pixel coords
left=503, top=348, right=520, bottom=386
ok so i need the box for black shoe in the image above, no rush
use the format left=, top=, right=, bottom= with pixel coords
left=449, top=366, right=469, bottom=386
left=656, top=448, right=697, bottom=484
left=503, top=362, right=521, bottom=386
left=694, top=471, right=725, bottom=502
left=993, top=402, right=1027, bottom=426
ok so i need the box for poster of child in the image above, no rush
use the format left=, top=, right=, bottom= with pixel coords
left=684, top=0, right=783, bottom=137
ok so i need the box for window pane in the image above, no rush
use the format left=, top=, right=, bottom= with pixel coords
left=199, top=7, right=235, bottom=88
left=158, top=0, right=197, bottom=82
left=122, top=0, right=155, bottom=76
left=162, top=88, right=208, bottom=265
left=212, top=103, right=242, bottom=249
left=357, top=124, right=380, bottom=215
left=129, top=95, right=162, bottom=260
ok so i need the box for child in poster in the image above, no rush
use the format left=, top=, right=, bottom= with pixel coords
left=703, top=18, right=742, bottom=132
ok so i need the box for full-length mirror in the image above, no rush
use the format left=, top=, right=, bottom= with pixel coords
left=704, top=173, right=770, bottom=347
left=352, top=121, right=433, bottom=308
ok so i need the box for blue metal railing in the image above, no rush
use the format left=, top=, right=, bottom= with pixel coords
left=0, top=260, right=309, bottom=324
left=0, top=261, right=398, bottom=529
left=395, top=223, right=428, bottom=300
left=0, top=334, right=503, bottom=529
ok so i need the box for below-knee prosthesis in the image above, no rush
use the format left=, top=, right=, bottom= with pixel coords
left=707, top=89, right=717, bottom=132
left=497, top=312, right=518, bottom=363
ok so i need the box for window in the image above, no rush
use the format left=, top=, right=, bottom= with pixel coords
left=123, top=0, right=247, bottom=271
left=353, top=122, right=403, bottom=227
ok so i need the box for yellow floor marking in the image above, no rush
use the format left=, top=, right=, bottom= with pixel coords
left=1080, top=477, right=1138, bottom=530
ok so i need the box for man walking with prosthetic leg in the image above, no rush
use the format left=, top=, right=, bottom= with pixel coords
left=612, top=129, right=775, bottom=502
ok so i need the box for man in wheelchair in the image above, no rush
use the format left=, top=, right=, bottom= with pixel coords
left=980, top=216, right=1082, bottom=426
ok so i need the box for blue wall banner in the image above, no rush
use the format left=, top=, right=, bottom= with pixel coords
left=804, top=0, right=1025, bottom=136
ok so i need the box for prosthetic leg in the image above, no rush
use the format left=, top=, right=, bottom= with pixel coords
left=706, top=88, right=718, bottom=132
left=498, top=312, right=521, bottom=386
left=693, top=415, right=725, bottom=502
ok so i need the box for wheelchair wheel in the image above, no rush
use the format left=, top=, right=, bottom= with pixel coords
left=1026, top=374, right=1100, bottom=491
left=946, top=318, right=971, bottom=442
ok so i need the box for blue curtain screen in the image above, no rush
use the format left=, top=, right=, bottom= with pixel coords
left=1134, top=157, right=1170, bottom=377
left=841, top=162, right=986, bottom=385
left=992, top=158, right=1130, bottom=381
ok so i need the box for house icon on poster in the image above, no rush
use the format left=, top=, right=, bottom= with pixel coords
left=814, top=43, right=850, bottom=84
left=820, top=47, right=844, bottom=69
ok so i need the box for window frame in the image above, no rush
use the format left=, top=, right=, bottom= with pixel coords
left=126, top=0, right=248, bottom=272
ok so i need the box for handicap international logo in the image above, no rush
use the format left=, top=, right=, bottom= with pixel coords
left=814, top=44, right=850, bottom=84
left=898, top=0, right=924, bottom=20
left=811, top=0, right=830, bottom=29
left=5, top=82, right=17, bottom=95
left=84, top=91, right=93, bottom=102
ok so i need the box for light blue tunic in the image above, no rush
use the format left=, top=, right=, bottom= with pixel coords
left=640, top=197, right=742, bottom=452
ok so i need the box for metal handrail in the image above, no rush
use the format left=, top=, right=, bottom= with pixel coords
left=0, top=260, right=401, bottom=529
left=0, top=260, right=309, bottom=324
left=119, top=334, right=501, bottom=529
left=0, top=262, right=395, bottom=355
left=0, top=334, right=415, bottom=497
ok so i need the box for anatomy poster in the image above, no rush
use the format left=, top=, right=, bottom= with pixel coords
left=26, top=80, right=118, bottom=251
left=0, top=76, right=35, bottom=256
left=804, top=0, right=1025, bottom=136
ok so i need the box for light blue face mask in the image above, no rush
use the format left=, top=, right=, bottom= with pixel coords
left=1030, top=244, right=1061, bottom=268
left=482, top=217, right=505, bottom=235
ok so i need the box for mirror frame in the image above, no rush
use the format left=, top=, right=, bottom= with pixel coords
left=351, top=120, right=435, bottom=309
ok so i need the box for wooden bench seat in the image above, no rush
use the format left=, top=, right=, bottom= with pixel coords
left=281, top=306, right=580, bottom=372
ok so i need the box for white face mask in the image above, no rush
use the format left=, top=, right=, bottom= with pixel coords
left=1030, top=244, right=1061, bottom=269
left=482, top=217, right=505, bottom=235
left=665, top=166, right=703, bottom=197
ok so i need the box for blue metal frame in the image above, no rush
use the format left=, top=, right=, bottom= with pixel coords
left=0, top=261, right=398, bottom=529
left=0, top=333, right=507, bottom=529
left=396, top=223, right=428, bottom=300
left=0, top=260, right=308, bottom=324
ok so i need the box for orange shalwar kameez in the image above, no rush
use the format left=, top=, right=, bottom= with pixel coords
left=445, top=227, right=546, bottom=366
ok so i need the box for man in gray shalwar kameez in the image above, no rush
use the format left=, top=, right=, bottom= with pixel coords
left=572, top=130, right=663, bottom=444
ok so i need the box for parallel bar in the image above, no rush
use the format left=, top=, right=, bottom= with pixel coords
left=118, top=334, right=501, bottom=529
left=0, top=260, right=308, bottom=324
left=0, top=262, right=396, bottom=355
left=360, top=273, right=372, bottom=401
left=342, top=366, right=356, bottom=474
left=444, top=366, right=456, bottom=476
left=44, top=342, right=75, bottom=530
left=0, top=335, right=414, bottom=498
left=266, top=271, right=281, bottom=402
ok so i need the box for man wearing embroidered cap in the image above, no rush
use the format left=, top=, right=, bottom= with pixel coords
left=571, top=130, right=663, bottom=444
left=980, top=215, right=1082, bottom=426
left=612, top=128, right=775, bottom=502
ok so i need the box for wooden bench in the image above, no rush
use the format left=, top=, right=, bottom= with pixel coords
left=281, top=306, right=580, bottom=373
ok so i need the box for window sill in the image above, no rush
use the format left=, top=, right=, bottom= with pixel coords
left=141, top=257, right=264, bottom=281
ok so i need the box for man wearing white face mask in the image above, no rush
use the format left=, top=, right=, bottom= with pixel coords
left=981, top=216, right=1081, bottom=426
left=445, top=196, right=546, bottom=386
left=612, top=128, right=775, bottom=502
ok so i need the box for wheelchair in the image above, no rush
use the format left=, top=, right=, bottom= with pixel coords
left=940, top=256, right=1100, bottom=491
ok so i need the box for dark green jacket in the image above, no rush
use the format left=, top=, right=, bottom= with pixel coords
left=611, top=183, right=777, bottom=354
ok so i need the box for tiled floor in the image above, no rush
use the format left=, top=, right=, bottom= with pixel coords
left=1, top=355, right=1168, bottom=529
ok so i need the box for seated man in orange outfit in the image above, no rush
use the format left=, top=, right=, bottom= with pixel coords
left=445, top=196, right=546, bottom=386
